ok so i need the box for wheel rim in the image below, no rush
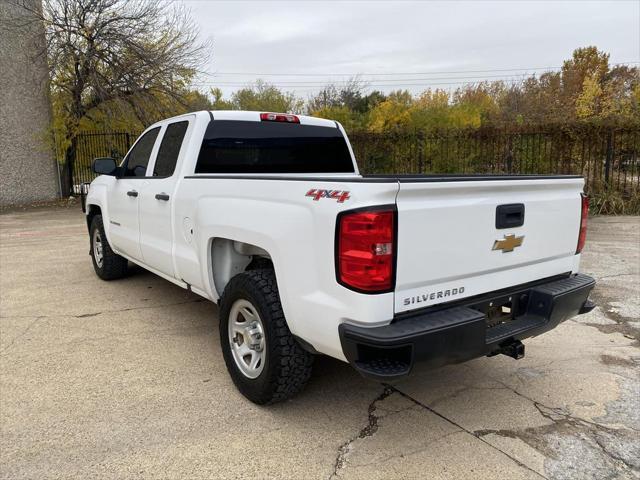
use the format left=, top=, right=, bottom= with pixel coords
left=93, top=228, right=104, bottom=268
left=228, top=299, right=266, bottom=379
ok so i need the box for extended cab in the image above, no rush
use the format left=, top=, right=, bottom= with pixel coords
left=84, top=111, right=595, bottom=404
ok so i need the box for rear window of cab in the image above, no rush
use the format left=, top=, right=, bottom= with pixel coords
left=195, top=120, right=355, bottom=174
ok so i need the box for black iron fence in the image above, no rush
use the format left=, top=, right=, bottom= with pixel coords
left=349, top=126, right=640, bottom=196
left=56, top=131, right=139, bottom=189
left=60, top=125, right=639, bottom=197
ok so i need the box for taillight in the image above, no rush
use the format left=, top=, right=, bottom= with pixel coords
left=336, top=208, right=396, bottom=293
left=260, top=112, right=300, bottom=123
left=576, top=194, right=589, bottom=254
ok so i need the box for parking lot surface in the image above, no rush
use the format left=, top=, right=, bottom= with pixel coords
left=1, top=207, right=638, bottom=479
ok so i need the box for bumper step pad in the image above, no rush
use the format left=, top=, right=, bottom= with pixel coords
left=486, top=316, right=545, bottom=344
left=355, top=358, right=411, bottom=377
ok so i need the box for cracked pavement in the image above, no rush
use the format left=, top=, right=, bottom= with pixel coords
left=1, top=207, right=638, bottom=479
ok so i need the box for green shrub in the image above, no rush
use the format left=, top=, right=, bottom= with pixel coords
left=588, top=187, right=640, bottom=215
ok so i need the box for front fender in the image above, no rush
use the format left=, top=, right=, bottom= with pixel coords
left=85, top=178, right=114, bottom=245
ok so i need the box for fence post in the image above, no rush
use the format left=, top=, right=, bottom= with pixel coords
left=417, top=132, right=425, bottom=173
left=360, top=135, right=367, bottom=174
left=604, top=129, right=614, bottom=187
left=505, top=134, right=513, bottom=173
left=61, top=136, right=77, bottom=196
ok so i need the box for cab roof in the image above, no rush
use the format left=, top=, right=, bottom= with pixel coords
left=207, top=110, right=338, bottom=128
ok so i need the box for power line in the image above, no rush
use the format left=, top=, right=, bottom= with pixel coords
left=192, top=61, right=639, bottom=92
left=197, top=73, right=536, bottom=85
left=193, top=73, right=553, bottom=87
left=201, top=61, right=639, bottom=77
left=193, top=78, right=534, bottom=88
left=203, top=67, right=559, bottom=77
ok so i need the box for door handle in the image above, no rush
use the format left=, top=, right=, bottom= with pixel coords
left=127, top=190, right=138, bottom=197
left=155, top=193, right=170, bottom=201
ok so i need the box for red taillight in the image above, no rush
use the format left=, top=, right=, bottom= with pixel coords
left=260, top=112, right=300, bottom=123
left=576, top=194, right=589, bottom=254
left=337, top=208, right=396, bottom=293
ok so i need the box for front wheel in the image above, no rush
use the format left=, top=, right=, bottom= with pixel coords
left=219, top=269, right=314, bottom=404
left=90, top=215, right=128, bottom=280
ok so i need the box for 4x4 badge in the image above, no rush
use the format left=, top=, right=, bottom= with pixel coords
left=305, top=189, right=351, bottom=203
left=493, top=234, right=524, bottom=253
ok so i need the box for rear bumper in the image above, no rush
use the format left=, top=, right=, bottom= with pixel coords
left=339, top=273, right=596, bottom=381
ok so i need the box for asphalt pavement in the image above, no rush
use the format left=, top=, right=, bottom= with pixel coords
left=1, top=207, right=638, bottom=479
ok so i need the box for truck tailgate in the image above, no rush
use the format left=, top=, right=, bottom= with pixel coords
left=394, top=177, right=584, bottom=313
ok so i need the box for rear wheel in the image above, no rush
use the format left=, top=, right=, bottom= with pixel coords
left=219, top=269, right=314, bottom=404
left=90, top=215, right=128, bottom=280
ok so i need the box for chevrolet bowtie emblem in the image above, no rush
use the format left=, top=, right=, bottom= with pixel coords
left=493, top=234, right=524, bottom=253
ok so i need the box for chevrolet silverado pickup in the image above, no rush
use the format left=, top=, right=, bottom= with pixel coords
left=83, top=110, right=595, bottom=404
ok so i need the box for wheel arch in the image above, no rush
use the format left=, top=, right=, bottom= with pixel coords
left=86, top=204, right=102, bottom=232
left=209, top=237, right=275, bottom=298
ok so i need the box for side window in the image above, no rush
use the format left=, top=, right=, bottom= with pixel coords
left=123, top=127, right=160, bottom=177
left=153, top=121, right=189, bottom=177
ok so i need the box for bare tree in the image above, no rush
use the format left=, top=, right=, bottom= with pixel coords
left=307, top=77, right=370, bottom=113
left=5, top=0, right=210, bottom=194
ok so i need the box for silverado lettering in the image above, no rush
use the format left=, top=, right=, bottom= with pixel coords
left=403, top=286, right=466, bottom=306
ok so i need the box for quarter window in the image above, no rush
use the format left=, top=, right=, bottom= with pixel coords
left=154, top=121, right=189, bottom=177
left=122, top=127, right=160, bottom=177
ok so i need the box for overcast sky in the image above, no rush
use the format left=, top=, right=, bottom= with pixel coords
left=183, top=0, right=640, bottom=98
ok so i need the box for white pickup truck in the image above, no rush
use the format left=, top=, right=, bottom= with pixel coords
left=83, top=110, right=595, bottom=404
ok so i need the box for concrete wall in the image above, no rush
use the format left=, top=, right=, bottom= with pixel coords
left=0, top=0, right=59, bottom=207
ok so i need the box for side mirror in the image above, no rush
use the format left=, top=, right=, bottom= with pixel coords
left=92, top=157, right=117, bottom=176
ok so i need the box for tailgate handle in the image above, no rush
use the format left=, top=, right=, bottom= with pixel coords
left=496, top=204, right=525, bottom=229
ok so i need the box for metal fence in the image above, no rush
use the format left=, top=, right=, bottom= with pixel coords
left=57, top=131, right=138, bottom=188
left=61, top=125, right=639, bottom=196
left=349, top=126, right=640, bottom=195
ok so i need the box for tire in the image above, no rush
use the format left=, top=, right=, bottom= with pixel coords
left=219, top=269, right=314, bottom=405
left=90, top=215, right=128, bottom=280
